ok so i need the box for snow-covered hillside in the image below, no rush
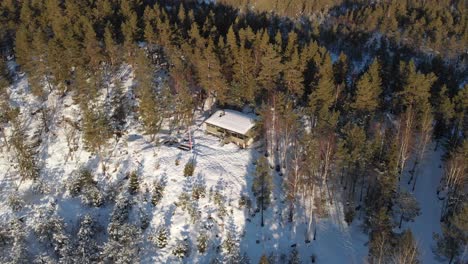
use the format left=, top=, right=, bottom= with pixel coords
left=0, top=63, right=460, bottom=264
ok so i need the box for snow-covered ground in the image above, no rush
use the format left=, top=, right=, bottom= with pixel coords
left=400, top=146, right=444, bottom=263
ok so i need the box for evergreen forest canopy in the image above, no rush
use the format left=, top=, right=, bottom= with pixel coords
left=0, top=0, right=466, bottom=263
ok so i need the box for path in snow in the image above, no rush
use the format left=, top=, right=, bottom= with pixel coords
left=401, top=144, right=444, bottom=263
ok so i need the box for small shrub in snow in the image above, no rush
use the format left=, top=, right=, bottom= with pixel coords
left=188, top=202, right=201, bottom=224
left=183, top=161, right=195, bottom=177
left=175, top=158, right=180, bottom=166
left=31, top=179, right=50, bottom=194
left=238, top=195, right=251, bottom=209
left=151, top=181, right=165, bottom=206
left=154, top=226, right=168, bottom=249
left=172, top=240, right=190, bottom=259
left=139, top=208, right=149, bottom=230
left=7, top=193, right=24, bottom=212
left=192, top=184, right=206, bottom=200
left=213, top=191, right=223, bottom=207
left=176, top=193, right=190, bottom=211
left=128, top=171, right=139, bottom=195
left=196, top=232, right=208, bottom=254
left=223, top=233, right=238, bottom=256
left=289, top=248, right=301, bottom=264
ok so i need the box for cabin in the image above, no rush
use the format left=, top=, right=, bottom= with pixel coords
left=204, top=109, right=256, bottom=148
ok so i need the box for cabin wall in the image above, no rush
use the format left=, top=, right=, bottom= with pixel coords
left=205, top=123, right=254, bottom=147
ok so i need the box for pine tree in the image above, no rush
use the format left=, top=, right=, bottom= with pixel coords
left=283, top=47, right=304, bottom=98
left=76, top=214, right=98, bottom=263
left=434, top=204, right=468, bottom=264
left=155, top=226, right=168, bottom=248
left=308, top=54, right=337, bottom=126
left=110, top=79, right=127, bottom=138
left=257, top=40, right=282, bottom=94
left=10, top=119, right=39, bottom=181
left=398, top=60, right=436, bottom=114
left=128, top=171, right=139, bottom=195
left=104, top=23, right=121, bottom=69
left=151, top=181, right=165, bottom=206
left=352, top=59, right=382, bottom=117
left=82, top=18, right=102, bottom=72
left=231, top=42, right=256, bottom=105
left=82, top=106, right=112, bottom=154
left=135, top=50, right=163, bottom=141
left=7, top=218, right=29, bottom=263
left=252, top=156, right=272, bottom=227
left=196, top=38, right=229, bottom=105
left=333, top=52, right=348, bottom=86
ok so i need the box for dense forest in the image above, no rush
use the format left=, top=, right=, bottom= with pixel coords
left=0, top=0, right=466, bottom=263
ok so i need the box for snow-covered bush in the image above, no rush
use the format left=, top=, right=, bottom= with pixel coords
left=188, top=202, right=201, bottom=224
left=151, top=181, right=165, bottom=206
left=172, top=239, right=190, bottom=259
left=128, top=171, right=139, bottom=195
left=176, top=193, right=190, bottom=211
left=7, top=193, right=24, bottom=212
left=192, top=184, right=206, bottom=200
left=153, top=226, right=169, bottom=249
left=238, top=195, right=251, bottom=209
left=32, top=206, right=72, bottom=262
left=102, top=224, right=141, bottom=264
left=139, top=208, right=150, bottom=230
left=223, top=232, right=238, bottom=256
left=31, top=179, right=50, bottom=194
left=68, top=168, right=95, bottom=196
left=197, top=232, right=209, bottom=254
left=0, top=218, right=29, bottom=263
left=82, top=186, right=104, bottom=207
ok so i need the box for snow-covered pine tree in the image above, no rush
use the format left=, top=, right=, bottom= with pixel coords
left=172, top=239, right=190, bottom=259
left=197, top=232, right=208, bottom=253
left=75, top=214, right=98, bottom=263
left=151, top=180, right=165, bottom=206
left=5, top=218, right=29, bottom=263
left=155, top=226, right=169, bottom=249
left=102, top=224, right=141, bottom=264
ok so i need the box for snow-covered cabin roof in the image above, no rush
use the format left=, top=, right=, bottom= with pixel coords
left=205, top=110, right=256, bottom=135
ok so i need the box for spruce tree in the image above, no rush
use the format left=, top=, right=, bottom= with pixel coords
left=252, top=156, right=272, bottom=227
